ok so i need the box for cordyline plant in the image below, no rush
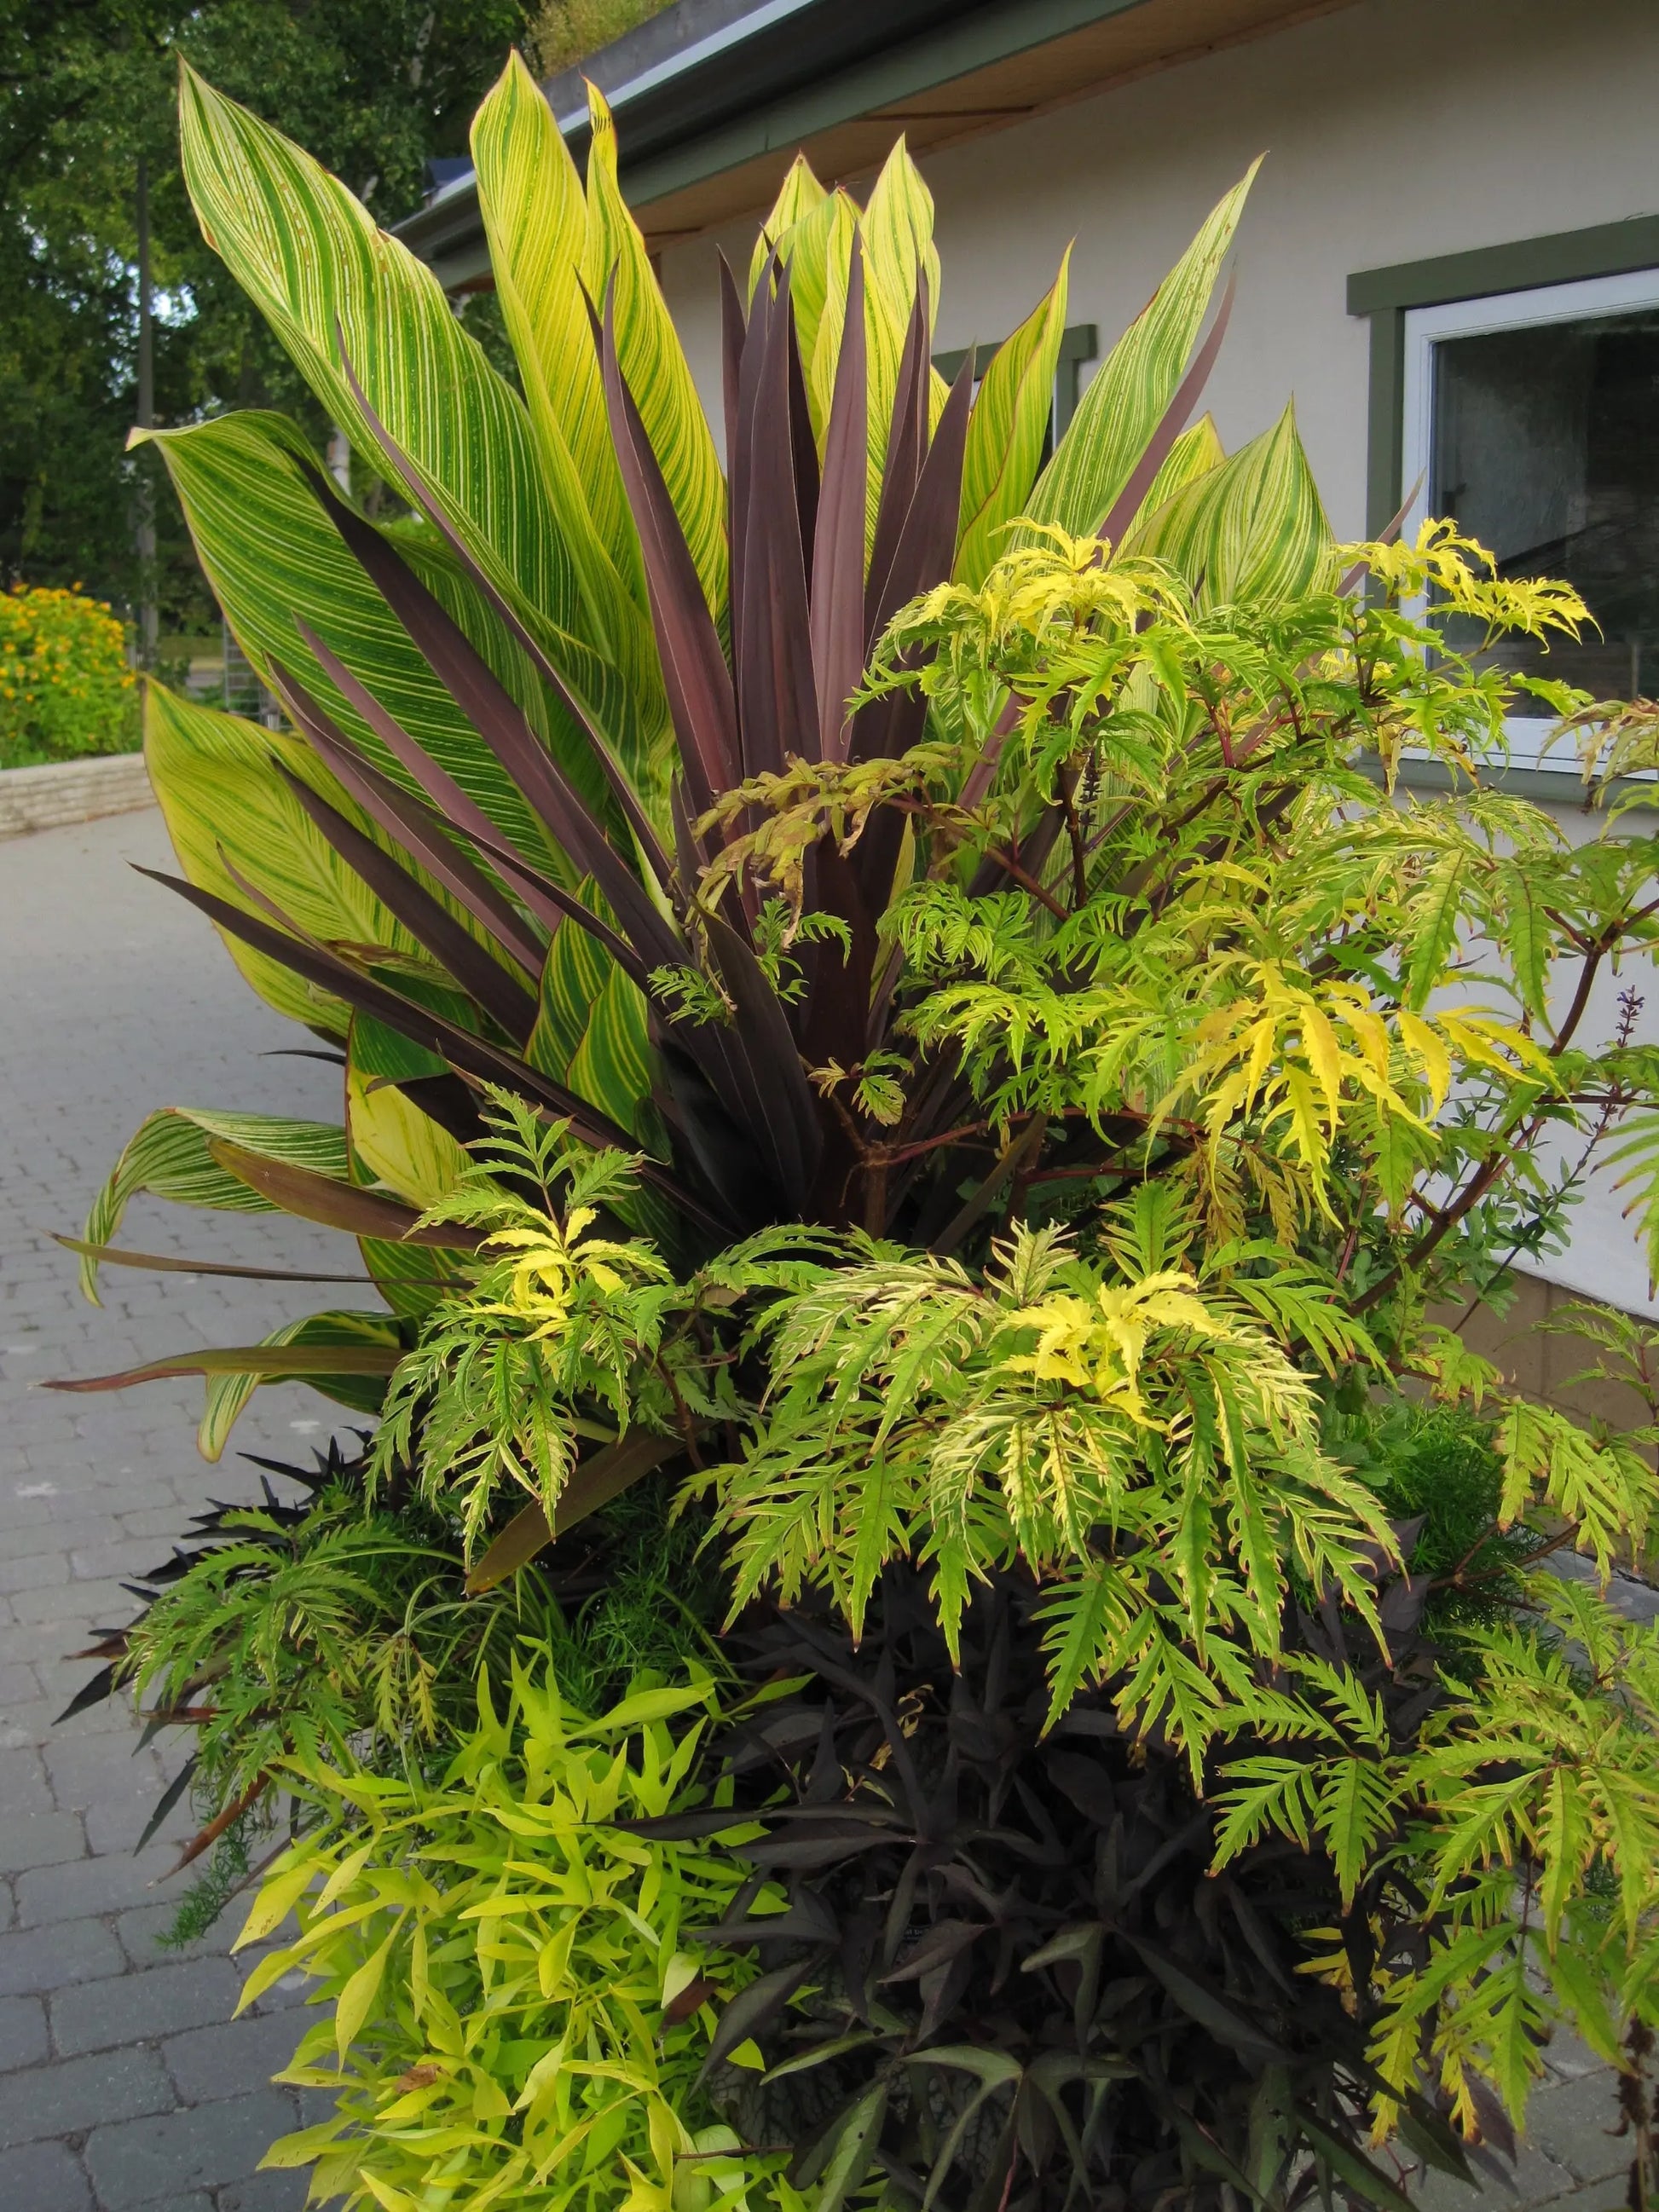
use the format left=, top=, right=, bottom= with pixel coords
left=49, top=45, right=1659, bottom=2212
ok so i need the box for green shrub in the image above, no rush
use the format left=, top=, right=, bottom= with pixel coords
left=0, top=582, right=139, bottom=766
left=237, top=1657, right=786, bottom=2212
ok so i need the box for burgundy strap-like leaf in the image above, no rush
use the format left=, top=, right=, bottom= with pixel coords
left=786, top=298, right=819, bottom=598
left=272, top=763, right=541, bottom=1045
left=735, top=257, right=818, bottom=782
left=812, top=234, right=868, bottom=765
left=332, top=338, right=673, bottom=888
left=270, top=657, right=546, bottom=978
left=1095, top=269, right=1235, bottom=551
left=719, top=250, right=746, bottom=498
left=600, top=290, right=741, bottom=817
left=284, top=628, right=645, bottom=985
left=298, top=471, right=687, bottom=981
left=132, top=863, right=651, bottom=1162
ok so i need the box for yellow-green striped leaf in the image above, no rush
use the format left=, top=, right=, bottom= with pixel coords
left=81, top=1107, right=350, bottom=1304
left=1026, top=163, right=1259, bottom=538
left=199, top=1310, right=402, bottom=1462
left=145, top=684, right=434, bottom=1025
left=471, top=53, right=659, bottom=711
left=749, top=154, right=830, bottom=301
left=1130, top=413, right=1226, bottom=532
left=528, top=887, right=659, bottom=1147
left=178, top=67, right=584, bottom=666
left=346, top=1015, right=471, bottom=1320
left=582, top=84, right=726, bottom=622
left=1124, top=403, right=1333, bottom=609
left=858, top=138, right=942, bottom=548
left=142, top=412, right=569, bottom=869
left=955, top=252, right=1071, bottom=589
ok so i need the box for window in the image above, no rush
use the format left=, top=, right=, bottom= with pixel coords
left=1401, top=269, right=1659, bottom=760
left=934, top=323, right=1098, bottom=453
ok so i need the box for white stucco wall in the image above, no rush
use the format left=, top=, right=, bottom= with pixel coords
left=656, top=0, right=1659, bottom=1315
left=661, top=0, right=1659, bottom=531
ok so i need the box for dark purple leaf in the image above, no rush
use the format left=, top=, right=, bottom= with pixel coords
left=298, top=468, right=686, bottom=981
left=864, top=270, right=931, bottom=641
left=811, top=234, right=869, bottom=765
left=273, top=764, right=540, bottom=1045
left=332, top=341, right=673, bottom=887
left=270, top=656, right=546, bottom=978
left=735, top=258, right=818, bottom=780
left=600, top=291, right=741, bottom=818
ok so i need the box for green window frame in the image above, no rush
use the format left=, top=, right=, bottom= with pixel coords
left=934, top=321, right=1099, bottom=442
left=1349, top=217, right=1659, bottom=537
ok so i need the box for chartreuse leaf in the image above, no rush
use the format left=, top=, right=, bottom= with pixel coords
left=470, top=52, right=655, bottom=687
left=80, top=1106, right=350, bottom=1304
left=198, top=1310, right=402, bottom=1462
left=1125, top=403, right=1333, bottom=608
left=955, top=251, right=1071, bottom=590
left=858, top=139, right=943, bottom=534
left=749, top=153, right=830, bottom=302
left=175, top=65, right=588, bottom=672
left=1027, top=162, right=1258, bottom=537
left=582, top=84, right=726, bottom=626
left=145, top=684, right=432, bottom=1027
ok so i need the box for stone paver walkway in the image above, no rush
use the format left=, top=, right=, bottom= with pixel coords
left=0, top=808, right=350, bottom=2211
left=0, top=807, right=1646, bottom=2210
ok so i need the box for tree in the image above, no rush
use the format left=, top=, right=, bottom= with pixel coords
left=0, top=0, right=529, bottom=627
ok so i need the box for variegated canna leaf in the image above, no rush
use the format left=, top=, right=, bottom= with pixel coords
left=1124, top=402, right=1333, bottom=608
left=955, top=251, right=1072, bottom=590
left=1026, top=162, right=1260, bottom=539
left=81, top=1107, right=351, bottom=1303
left=195, top=1310, right=403, bottom=1462
left=582, top=84, right=727, bottom=624
left=144, top=684, right=460, bottom=1029
left=470, top=53, right=657, bottom=703
left=140, top=411, right=570, bottom=868
left=176, top=66, right=597, bottom=679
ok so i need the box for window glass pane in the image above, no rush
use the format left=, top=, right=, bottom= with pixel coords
left=1431, top=306, right=1659, bottom=713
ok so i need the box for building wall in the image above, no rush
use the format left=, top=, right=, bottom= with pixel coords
left=656, top=0, right=1659, bottom=1316
left=660, top=0, right=1659, bottom=534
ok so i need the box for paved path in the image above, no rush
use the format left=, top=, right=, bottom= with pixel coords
left=0, top=808, right=1644, bottom=2210
left=0, top=809, right=350, bottom=2211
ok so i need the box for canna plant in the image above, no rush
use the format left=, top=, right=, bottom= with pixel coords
left=50, top=39, right=1659, bottom=2212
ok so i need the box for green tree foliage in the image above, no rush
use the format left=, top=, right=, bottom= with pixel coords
left=0, top=0, right=529, bottom=616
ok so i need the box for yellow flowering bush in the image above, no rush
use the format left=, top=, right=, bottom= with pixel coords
left=0, top=584, right=139, bottom=768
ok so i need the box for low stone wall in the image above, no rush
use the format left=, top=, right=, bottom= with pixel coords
left=0, top=751, right=153, bottom=837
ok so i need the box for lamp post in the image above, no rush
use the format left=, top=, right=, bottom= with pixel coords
left=135, top=155, right=158, bottom=669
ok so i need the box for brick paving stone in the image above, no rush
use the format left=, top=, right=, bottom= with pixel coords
left=163, top=2010, right=310, bottom=2105
left=0, top=1915, right=124, bottom=1995
left=0, top=1809, right=84, bottom=1874
left=0, top=1994, right=47, bottom=2068
left=52, top=1958, right=245, bottom=2056
left=0, top=2047, right=172, bottom=2143
left=0, top=816, right=349, bottom=2208
left=217, top=2171, right=309, bottom=2212
left=0, top=2137, right=95, bottom=2212
left=84, top=2088, right=298, bottom=2207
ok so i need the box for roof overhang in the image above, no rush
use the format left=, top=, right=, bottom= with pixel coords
left=396, top=0, right=1350, bottom=283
